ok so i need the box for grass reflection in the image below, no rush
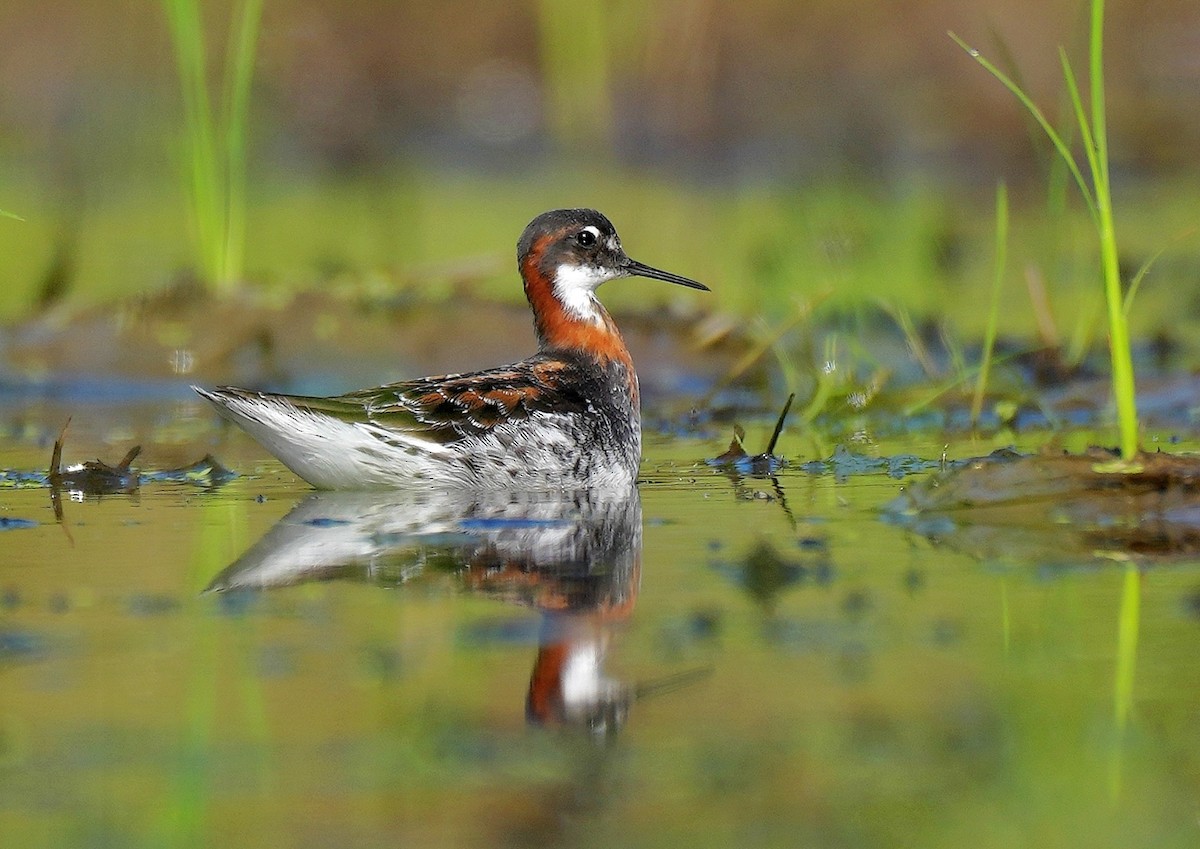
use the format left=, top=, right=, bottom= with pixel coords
left=155, top=498, right=251, bottom=845
left=1109, top=562, right=1140, bottom=801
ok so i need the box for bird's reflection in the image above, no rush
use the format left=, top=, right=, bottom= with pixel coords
left=207, top=486, right=659, bottom=736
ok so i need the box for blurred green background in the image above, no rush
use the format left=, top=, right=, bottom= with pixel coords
left=2, top=0, right=1199, bottom=341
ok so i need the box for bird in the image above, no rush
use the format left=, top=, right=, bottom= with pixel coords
left=195, top=208, right=709, bottom=490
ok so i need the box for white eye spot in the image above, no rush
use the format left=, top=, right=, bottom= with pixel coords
left=575, top=226, right=601, bottom=247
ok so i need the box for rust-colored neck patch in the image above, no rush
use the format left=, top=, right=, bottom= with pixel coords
left=521, top=234, right=634, bottom=373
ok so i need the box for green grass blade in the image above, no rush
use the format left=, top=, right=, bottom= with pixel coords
left=1083, top=0, right=1138, bottom=460
left=1090, top=0, right=1111, bottom=193
left=162, top=0, right=261, bottom=292
left=883, top=301, right=938, bottom=379
left=971, top=182, right=1008, bottom=426
left=163, top=0, right=223, bottom=283
left=219, top=0, right=264, bottom=287
left=0, top=208, right=24, bottom=221
left=949, top=31, right=1099, bottom=226
left=953, top=3, right=1140, bottom=462
left=1058, top=48, right=1100, bottom=189
left=1123, top=248, right=1164, bottom=316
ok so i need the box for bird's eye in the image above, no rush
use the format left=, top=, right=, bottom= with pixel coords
left=575, top=228, right=597, bottom=247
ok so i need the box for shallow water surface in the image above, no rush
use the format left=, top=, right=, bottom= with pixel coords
left=1, top=414, right=1199, bottom=848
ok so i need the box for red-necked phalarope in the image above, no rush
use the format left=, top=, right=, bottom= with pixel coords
left=195, top=208, right=708, bottom=489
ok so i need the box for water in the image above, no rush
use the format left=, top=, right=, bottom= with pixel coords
left=1, top=411, right=1199, bottom=848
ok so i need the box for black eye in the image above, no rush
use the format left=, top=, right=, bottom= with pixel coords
left=575, top=229, right=597, bottom=247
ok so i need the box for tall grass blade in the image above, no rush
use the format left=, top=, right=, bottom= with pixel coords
left=1086, top=0, right=1139, bottom=461
left=881, top=301, right=938, bottom=378
left=164, top=0, right=220, bottom=283
left=971, top=182, right=1008, bottom=427
left=949, top=31, right=1099, bottom=227
left=162, top=0, right=262, bottom=291
left=1089, top=0, right=1111, bottom=191
left=220, top=0, right=263, bottom=285
left=952, top=0, right=1141, bottom=462
left=1058, top=49, right=1099, bottom=188
left=1122, top=249, right=1164, bottom=316
left=0, top=208, right=24, bottom=221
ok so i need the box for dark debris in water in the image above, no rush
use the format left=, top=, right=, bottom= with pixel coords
left=48, top=418, right=139, bottom=522
left=41, top=420, right=237, bottom=523
left=706, top=395, right=800, bottom=525
left=704, top=395, right=952, bottom=483
left=49, top=418, right=140, bottom=496
left=143, top=454, right=237, bottom=487
left=707, top=393, right=794, bottom=476
left=885, top=446, right=1200, bottom=563
left=889, top=446, right=1200, bottom=511
left=39, top=432, right=228, bottom=542
left=0, top=439, right=235, bottom=492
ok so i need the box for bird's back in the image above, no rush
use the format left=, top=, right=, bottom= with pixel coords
left=197, top=350, right=641, bottom=490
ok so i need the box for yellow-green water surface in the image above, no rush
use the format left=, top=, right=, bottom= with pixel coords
left=1, top=423, right=1198, bottom=849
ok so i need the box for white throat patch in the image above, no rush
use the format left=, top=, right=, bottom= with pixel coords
left=554, top=263, right=617, bottom=325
